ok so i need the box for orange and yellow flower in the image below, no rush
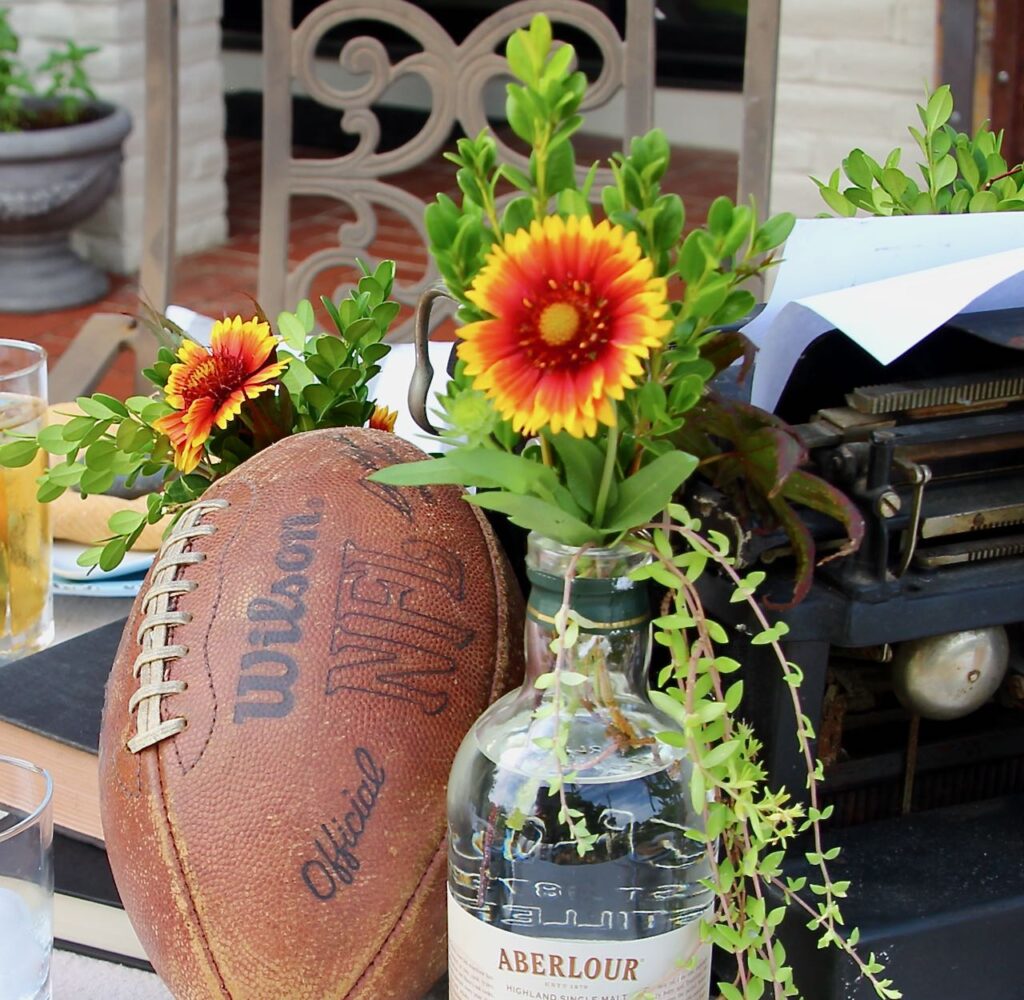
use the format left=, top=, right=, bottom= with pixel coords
left=457, top=215, right=671, bottom=438
left=152, top=315, right=288, bottom=473
left=368, top=405, right=398, bottom=433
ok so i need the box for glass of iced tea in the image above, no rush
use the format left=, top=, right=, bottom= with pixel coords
left=0, top=341, right=52, bottom=663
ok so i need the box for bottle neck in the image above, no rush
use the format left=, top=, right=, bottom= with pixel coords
left=525, top=568, right=651, bottom=634
left=523, top=535, right=652, bottom=695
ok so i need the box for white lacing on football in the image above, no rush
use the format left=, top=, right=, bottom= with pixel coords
left=127, top=498, right=229, bottom=754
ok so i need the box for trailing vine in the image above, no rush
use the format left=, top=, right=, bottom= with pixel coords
left=533, top=510, right=901, bottom=1000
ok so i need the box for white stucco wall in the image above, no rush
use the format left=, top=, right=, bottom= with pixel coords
left=771, top=0, right=940, bottom=218
left=7, top=0, right=228, bottom=274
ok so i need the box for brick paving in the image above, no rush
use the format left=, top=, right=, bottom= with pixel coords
left=4, top=135, right=737, bottom=400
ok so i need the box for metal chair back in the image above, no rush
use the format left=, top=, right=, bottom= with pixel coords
left=256, top=0, right=657, bottom=342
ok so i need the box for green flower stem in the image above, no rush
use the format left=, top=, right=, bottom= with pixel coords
left=539, top=431, right=554, bottom=468
left=593, top=408, right=619, bottom=527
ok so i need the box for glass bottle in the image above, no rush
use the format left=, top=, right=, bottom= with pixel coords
left=447, top=533, right=714, bottom=999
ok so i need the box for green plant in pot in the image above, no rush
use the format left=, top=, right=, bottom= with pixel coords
left=0, top=8, right=131, bottom=312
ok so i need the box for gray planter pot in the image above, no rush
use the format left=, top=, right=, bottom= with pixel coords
left=0, top=99, right=132, bottom=313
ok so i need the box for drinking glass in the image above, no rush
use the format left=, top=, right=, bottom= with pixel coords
left=0, top=341, right=51, bottom=662
left=0, top=756, right=53, bottom=1000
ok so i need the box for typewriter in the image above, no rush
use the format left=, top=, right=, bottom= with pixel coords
left=703, top=307, right=1024, bottom=999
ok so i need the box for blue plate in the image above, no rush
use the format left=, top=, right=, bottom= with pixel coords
left=52, top=572, right=147, bottom=598
left=52, top=541, right=154, bottom=582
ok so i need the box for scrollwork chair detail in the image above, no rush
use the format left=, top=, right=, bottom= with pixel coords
left=257, top=0, right=656, bottom=342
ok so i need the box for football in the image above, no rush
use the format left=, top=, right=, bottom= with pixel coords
left=98, top=428, right=524, bottom=999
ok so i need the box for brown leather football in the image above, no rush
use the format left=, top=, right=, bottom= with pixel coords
left=98, top=428, right=523, bottom=999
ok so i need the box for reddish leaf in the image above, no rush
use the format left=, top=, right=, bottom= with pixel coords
left=700, top=330, right=757, bottom=380
left=675, top=395, right=865, bottom=606
left=733, top=425, right=805, bottom=499
left=778, top=468, right=866, bottom=564
left=242, top=292, right=273, bottom=328
left=688, top=396, right=806, bottom=498
left=763, top=492, right=816, bottom=609
left=134, top=298, right=190, bottom=352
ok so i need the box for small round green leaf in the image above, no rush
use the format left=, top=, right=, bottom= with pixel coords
left=36, top=480, right=66, bottom=503
left=0, top=439, right=39, bottom=468
left=107, top=509, right=146, bottom=535
left=99, top=536, right=129, bottom=572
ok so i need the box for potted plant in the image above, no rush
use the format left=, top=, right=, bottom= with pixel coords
left=0, top=8, right=131, bottom=312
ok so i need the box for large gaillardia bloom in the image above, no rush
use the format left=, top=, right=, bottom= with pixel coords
left=458, top=215, right=671, bottom=438
left=153, top=316, right=288, bottom=473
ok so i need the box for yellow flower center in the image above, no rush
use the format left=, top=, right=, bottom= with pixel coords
left=538, top=302, right=580, bottom=346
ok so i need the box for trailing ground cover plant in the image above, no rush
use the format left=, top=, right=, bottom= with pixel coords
left=373, top=15, right=896, bottom=999
left=815, top=83, right=1024, bottom=216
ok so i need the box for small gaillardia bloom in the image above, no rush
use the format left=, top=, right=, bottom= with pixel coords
left=153, top=315, right=289, bottom=472
left=458, top=215, right=672, bottom=438
left=369, top=405, right=398, bottom=433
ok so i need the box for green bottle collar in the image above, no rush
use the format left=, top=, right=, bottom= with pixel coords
left=526, top=567, right=650, bottom=633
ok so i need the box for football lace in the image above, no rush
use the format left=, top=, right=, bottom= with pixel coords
left=127, top=498, right=229, bottom=753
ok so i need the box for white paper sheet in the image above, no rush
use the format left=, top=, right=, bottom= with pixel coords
left=741, top=215, right=1024, bottom=411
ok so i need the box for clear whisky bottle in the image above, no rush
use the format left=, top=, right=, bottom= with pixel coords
left=447, top=534, right=713, bottom=999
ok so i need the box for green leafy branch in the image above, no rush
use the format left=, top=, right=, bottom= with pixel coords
left=0, top=263, right=401, bottom=571
left=634, top=508, right=899, bottom=1000
left=0, top=393, right=178, bottom=570
left=273, top=260, right=398, bottom=436
left=620, top=192, right=794, bottom=471
left=603, top=130, right=683, bottom=278
left=504, top=14, right=587, bottom=220
left=814, top=84, right=1024, bottom=216
left=426, top=16, right=589, bottom=319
